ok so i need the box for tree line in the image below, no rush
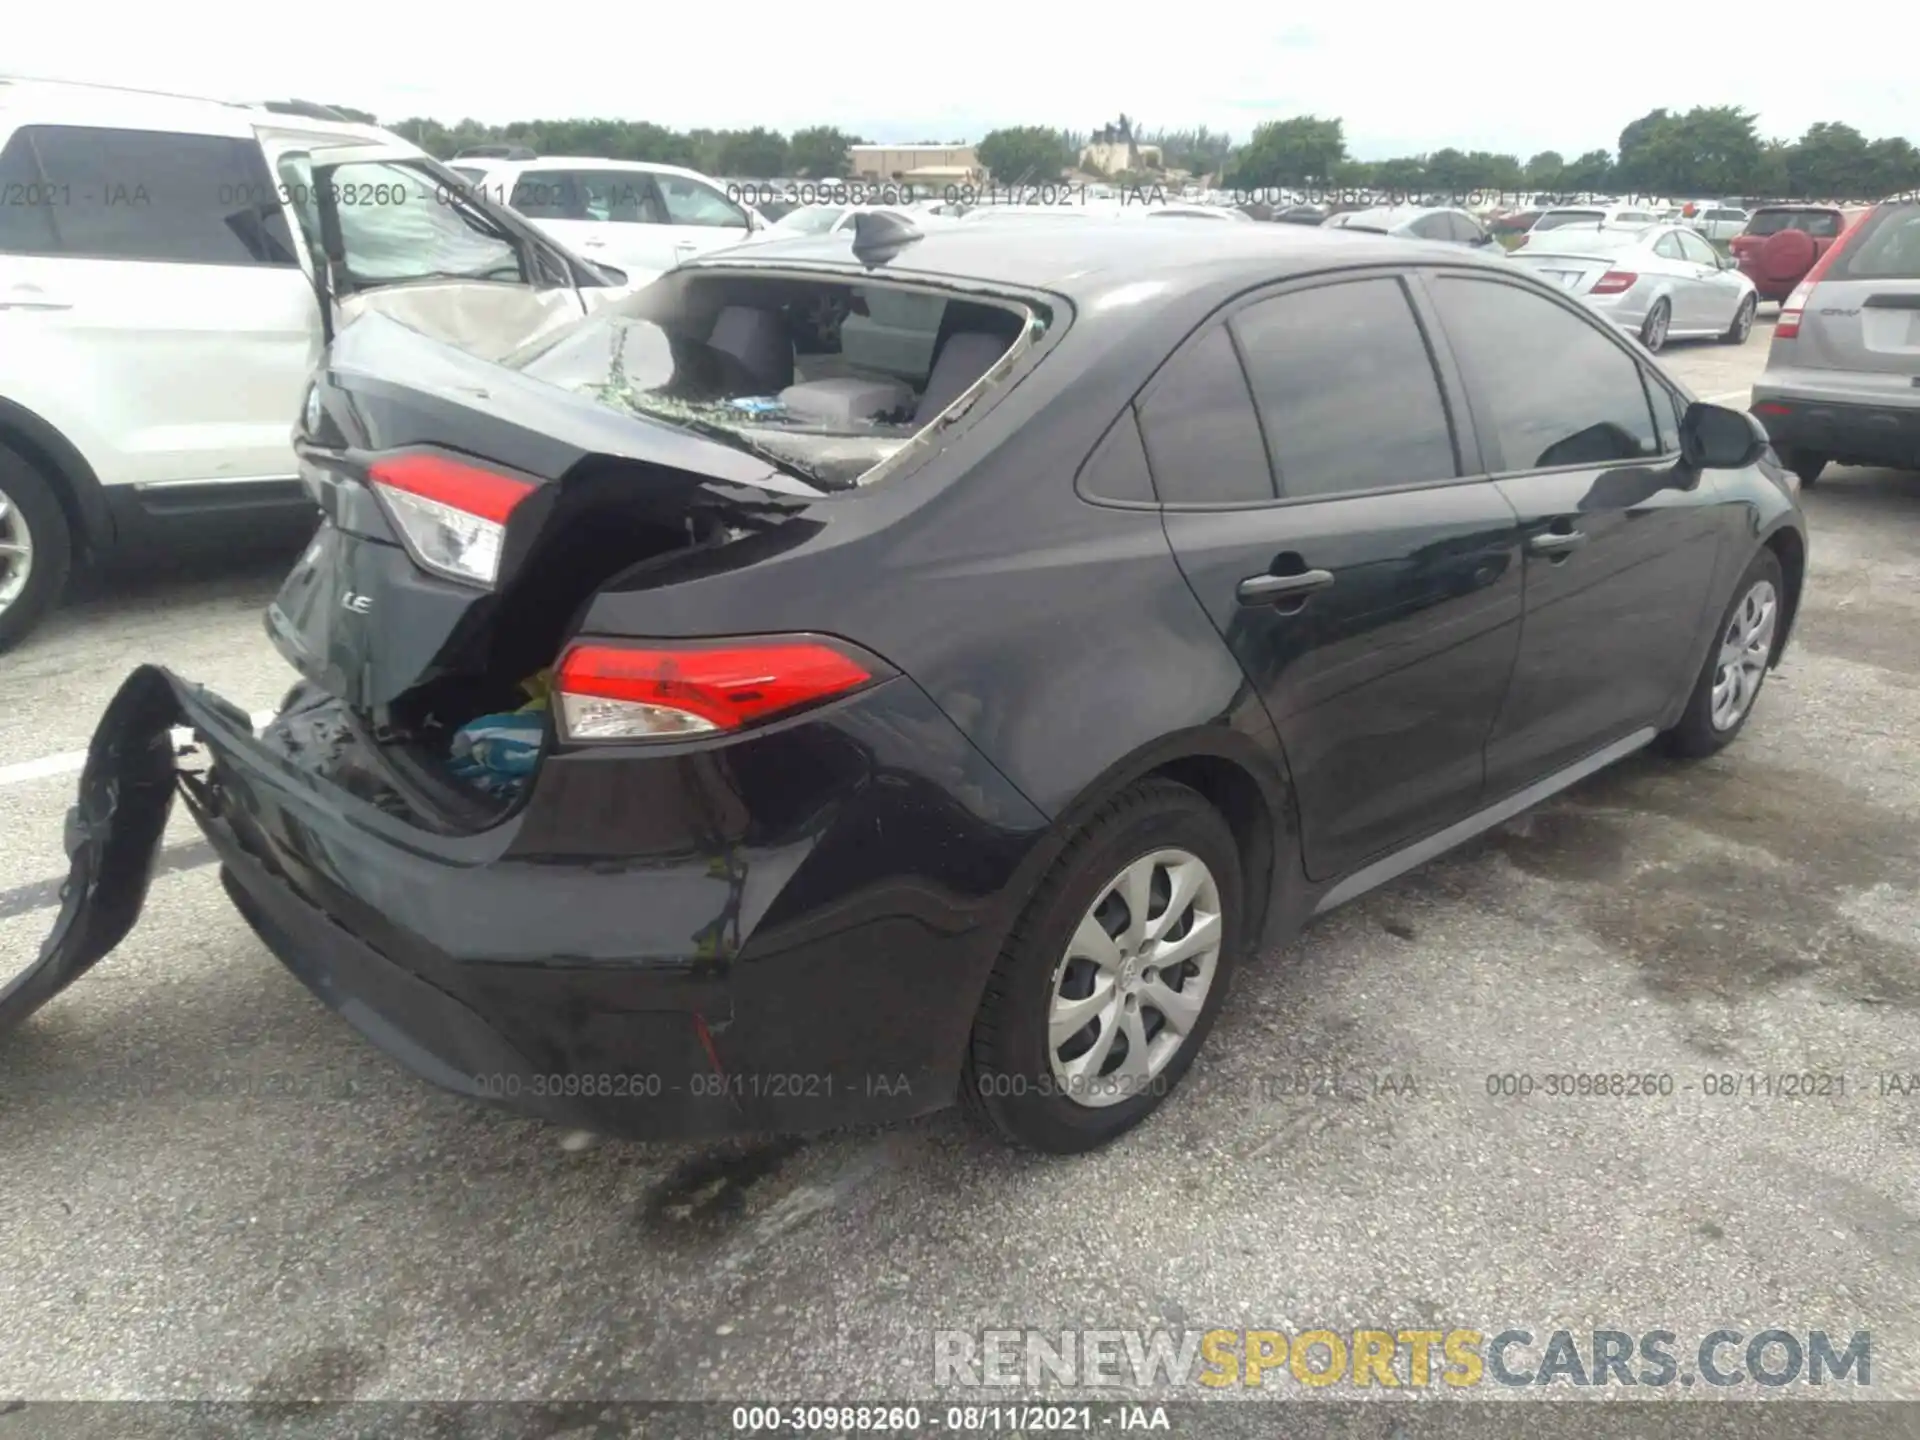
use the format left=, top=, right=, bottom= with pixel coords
left=314, top=104, right=1919, bottom=199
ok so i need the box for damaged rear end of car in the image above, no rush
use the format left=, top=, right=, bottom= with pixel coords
left=10, top=259, right=1058, bottom=1138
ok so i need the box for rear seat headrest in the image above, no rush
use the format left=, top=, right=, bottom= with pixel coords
left=707, top=305, right=794, bottom=392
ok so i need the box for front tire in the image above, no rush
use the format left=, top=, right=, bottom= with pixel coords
left=962, top=778, right=1244, bottom=1153
left=0, top=445, right=73, bottom=653
left=1639, top=298, right=1671, bottom=353
left=1721, top=293, right=1756, bottom=344
left=1662, top=548, right=1785, bottom=759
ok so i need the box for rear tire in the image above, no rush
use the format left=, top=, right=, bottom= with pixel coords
left=1720, top=294, right=1756, bottom=344
left=1639, top=298, right=1671, bottom=353
left=0, top=445, right=73, bottom=654
left=1775, top=447, right=1826, bottom=487
left=962, top=778, right=1244, bottom=1154
left=1662, top=547, right=1785, bottom=759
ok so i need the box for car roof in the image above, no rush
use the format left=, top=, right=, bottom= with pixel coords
left=455, top=155, right=716, bottom=184
left=0, top=75, right=401, bottom=146
left=689, top=217, right=1506, bottom=302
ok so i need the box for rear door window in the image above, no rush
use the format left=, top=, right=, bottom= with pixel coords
left=655, top=174, right=749, bottom=228
left=1653, top=233, right=1686, bottom=261
left=508, top=170, right=587, bottom=220
left=1431, top=276, right=1661, bottom=470
left=1832, top=204, right=1920, bottom=280
left=1136, top=326, right=1274, bottom=504
left=1231, top=276, right=1459, bottom=498
left=0, top=123, right=298, bottom=265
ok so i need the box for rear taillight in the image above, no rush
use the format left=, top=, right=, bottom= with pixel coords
left=368, top=452, right=537, bottom=588
left=555, top=637, right=878, bottom=741
left=1591, top=270, right=1638, bottom=295
left=1775, top=211, right=1872, bottom=340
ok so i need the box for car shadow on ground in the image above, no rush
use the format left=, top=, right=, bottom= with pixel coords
left=23, top=536, right=311, bottom=655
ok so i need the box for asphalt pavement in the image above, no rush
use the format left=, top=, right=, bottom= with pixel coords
left=4, top=317, right=1920, bottom=1416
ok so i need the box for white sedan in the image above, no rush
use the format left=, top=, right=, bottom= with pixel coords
left=1506, top=221, right=1759, bottom=352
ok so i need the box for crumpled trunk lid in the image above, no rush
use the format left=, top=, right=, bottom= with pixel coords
left=272, top=314, right=822, bottom=721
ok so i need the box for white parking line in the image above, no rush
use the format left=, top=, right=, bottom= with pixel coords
left=0, top=713, right=277, bottom=788
left=1702, top=388, right=1751, bottom=404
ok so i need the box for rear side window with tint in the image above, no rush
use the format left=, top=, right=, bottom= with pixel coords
left=1077, top=410, right=1156, bottom=503
left=1231, top=277, right=1458, bottom=499
left=0, top=125, right=297, bottom=265
left=1431, top=277, right=1660, bottom=470
left=1136, top=326, right=1274, bottom=504
left=1834, top=205, right=1920, bottom=280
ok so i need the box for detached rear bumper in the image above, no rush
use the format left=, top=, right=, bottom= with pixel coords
left=8, top=666, right=1049, bottom=1138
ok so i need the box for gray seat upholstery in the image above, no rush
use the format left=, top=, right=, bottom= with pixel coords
left=912, top=331, right=1008, bottom=424
left=708, top=306, right=794, bottom=392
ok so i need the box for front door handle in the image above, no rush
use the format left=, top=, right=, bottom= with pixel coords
left=1529, top=530, right=1588, bottom=555
left=1237, top=569, right=1335, bottom=605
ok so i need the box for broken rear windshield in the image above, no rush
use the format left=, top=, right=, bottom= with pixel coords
left=509, top=271, right=1037, bottom=490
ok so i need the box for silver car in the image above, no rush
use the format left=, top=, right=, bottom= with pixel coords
left=1322, top=205, right=1499, bottom=249
left=1691, top=205, right=1750, bottom=242
left=1526, top=203, right=1661, bottom=233
left=1751, top=198, right=1920, bottom=487
left=1507, top=221, right=1758, bottom=352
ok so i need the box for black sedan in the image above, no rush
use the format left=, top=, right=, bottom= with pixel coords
left=9, top=215, right=1807, bottom=1154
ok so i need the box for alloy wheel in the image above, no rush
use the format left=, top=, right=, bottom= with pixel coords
left=1710, top=578, right=1777, bottom=731
left=1733, top=296, right=1755, bottom=341
left=1047, top=848, right=1223, bottom=1108
left=0, top=485, right=32, bottom=614
left=1643, top=302, right=1669, bottom=351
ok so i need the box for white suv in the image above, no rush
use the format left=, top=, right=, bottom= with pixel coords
left=446, top=153, right=765, bottom=284
left=0, top=79, right=633, bottom=648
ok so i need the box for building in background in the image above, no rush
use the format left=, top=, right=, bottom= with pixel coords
left=850, top=144, right=982, bottom=185
left=1080, top=141, right=1163, bottom=176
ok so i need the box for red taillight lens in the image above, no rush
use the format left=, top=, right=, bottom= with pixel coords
left=1591, top=270, right=1638, bottom=295
left=1772, top=212, right=1870, bottom=340
left=1753, top=402, right=1791, bottom=416
left=368, top=452, right=537, bottom=588
left=556, top=638, right=877, bottom=741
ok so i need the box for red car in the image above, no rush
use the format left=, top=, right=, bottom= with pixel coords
left=1730, top=204, right=1870, bottom=302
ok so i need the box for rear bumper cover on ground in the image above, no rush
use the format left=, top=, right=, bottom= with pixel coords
left=5, top=665, right=1051, bottom=1138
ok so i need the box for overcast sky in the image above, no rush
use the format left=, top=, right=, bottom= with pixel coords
left=12, top=5, right=1917, bottom=159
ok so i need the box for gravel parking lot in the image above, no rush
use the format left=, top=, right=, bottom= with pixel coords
left=4, top=316, right=1919, bottom=1412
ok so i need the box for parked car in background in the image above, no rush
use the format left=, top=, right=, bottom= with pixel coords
left=1324, top=205, right=1499, bottom=249
left=1729, top=204, right=1869, bottom=304
left=15, top=218, right=1806, bottom=1157
left=451, top=154, right=765, bottom=284
left=1751, top=198, right=1920, bottom=487
left=756, top=203, right=959, bottom=240
left=1507, top=221, right=1758, bottom=351
left=1491, top=209, right=1544, bottom=236
left=0, top=78, right=630, bottom=649
left=1525, top=203, right=1661, bottom=236
left=1273, top=203, right=1331, bottom=225
left=1690, top=206, right=1750, bottom=243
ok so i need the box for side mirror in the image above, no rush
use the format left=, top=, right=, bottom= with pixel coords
left=1680, top=401, right=1768, bottom=471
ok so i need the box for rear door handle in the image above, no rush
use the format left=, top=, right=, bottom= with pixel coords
left=1529, top=530, right=1587, bottom=555
left=1237, top=569, right=1335, bottom=605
